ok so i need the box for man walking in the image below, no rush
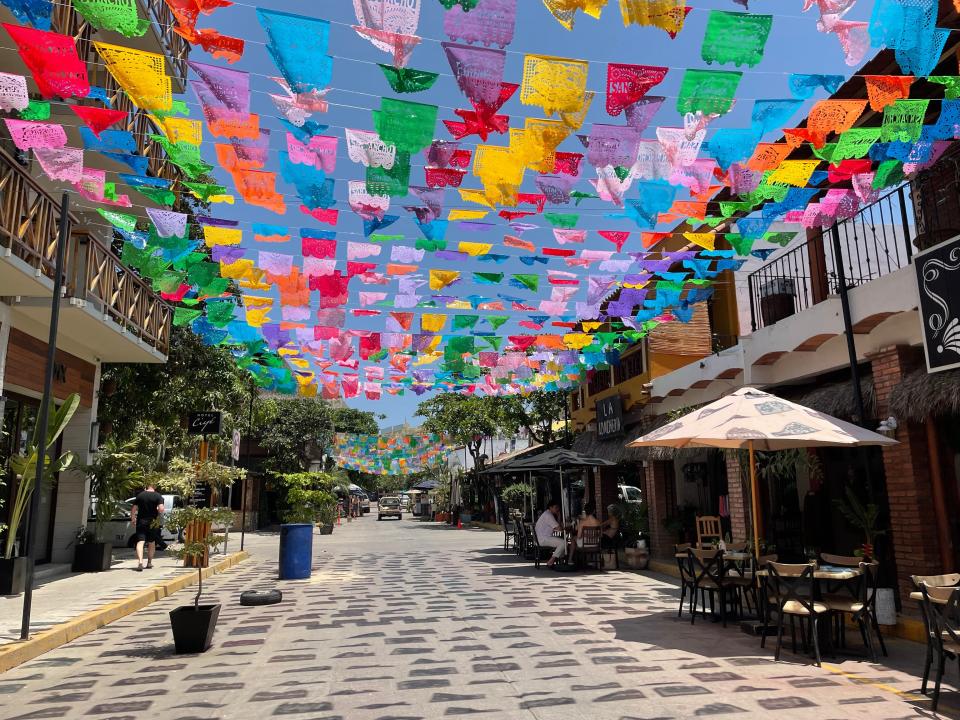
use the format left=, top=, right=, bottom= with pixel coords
left=130, top=483, right=164, bottom=572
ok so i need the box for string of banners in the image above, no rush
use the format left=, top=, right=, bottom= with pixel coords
left=0, top=0, right=953, bottom=397
left=329, top=432, right=446, bottom=475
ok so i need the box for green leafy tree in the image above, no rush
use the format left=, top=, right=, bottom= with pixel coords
left=416, top=394, right=498, bottom=471
left=85, top=437, right=152, bottom=542
left=495, top=390, right=567, bottom=445
left=256, top=398, right=334, bottom=474
left=98, top=327, right=250, bottom=453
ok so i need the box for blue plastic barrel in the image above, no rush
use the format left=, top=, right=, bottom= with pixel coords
left=278, top=523, right=313, bottom=580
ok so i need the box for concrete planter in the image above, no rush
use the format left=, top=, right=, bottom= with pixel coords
left=623, top=548, right=650, bottom=570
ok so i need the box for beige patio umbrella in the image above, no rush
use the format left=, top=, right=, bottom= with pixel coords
left=628, top=387, right=898, bottom=558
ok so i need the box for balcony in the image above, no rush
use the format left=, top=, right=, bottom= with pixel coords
left=0, top=148, right=171, bottom=361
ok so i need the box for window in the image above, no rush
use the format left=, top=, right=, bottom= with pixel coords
left=587, top=368, right=612, bottom=396
left=615, top=351, right=645, bottom=384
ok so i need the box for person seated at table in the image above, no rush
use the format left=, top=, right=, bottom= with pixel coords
left=568, top=502, right=602, bottom=563
left=601, top=504, right=621, bottom=549
left=535, top=500, right=566, bottom=568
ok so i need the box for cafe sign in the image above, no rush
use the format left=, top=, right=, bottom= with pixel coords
left=915, top=235, right=960, bottom=373
left=596, top=395, right=624, bottom=440
left=187, top=411, right=222, bottom=436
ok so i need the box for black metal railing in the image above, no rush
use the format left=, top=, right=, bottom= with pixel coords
left=748, top=184, right=917, bottom=332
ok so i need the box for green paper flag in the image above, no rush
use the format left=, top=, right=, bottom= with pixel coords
left=135, top=186, right=176, bottom=207
left=571, top=191, right=598, bottom=205
left=544, top=212, right=578, bottom=228
left=156, top=270, right=185, bottom=293
left=481, top=335, right=504, bottom=351
left=873, top=160, right=904, bottom=190
left=199, top=278, right=230, bottom=297
left=152, top=135, right=214, bottom=179
left=511, top=273, right=539, bottom=292
left=152, top=99, right=190, bottom=119
left=810, top=143, right=837, bottom=163
left=725, top=233, right=754, bottom=256
left=473, top=272, right=504, bottom=285
left=832, top=128, right=881, bottom=161
left=373, top=98, right=438, bottom=153
left=98, top=209, right=138, bottom=232
left=366, top=151, right=411, bottom=196
left=676, top=69, right=742, bottom=117
left=187, top=261, right=220, bottom=289
left=438, top=0, right=479, bottom=8
left=416, top=237, right=447, bottom=252
left=184, top=181, right=228, bottom=201
left=73, top=0, right=149, bottom=37
left=701, top=11, right=772, bottom=68
left=881, top=100, right=929, bottom=143
left=928, top=76, right=960, bottom=100
left=205, top=300, right=236, bottom=327
left=173, top=307, right=203, bottom=326
left=19, top=99, right=50, bottom=120
left=379, top=65, right=440, bottom=94
left=487, top=315, right=508, bottom=330
left=453, top=315, right=480, bottom=330
left=763, top=232, right=796, bottom=248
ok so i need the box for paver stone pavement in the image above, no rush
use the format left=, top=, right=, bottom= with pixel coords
left=0, top=515, right=955, bottom=719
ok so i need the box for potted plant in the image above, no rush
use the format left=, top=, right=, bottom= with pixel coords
left=78, top=437, right=144, bottom=573
left=278, top=473, right=333, bottom=579
left=1, top=394, right=78, bottom=594
left=163, top=506, right=235, bottom=654
left=317, top=502, right=337, bottom=535
left=616, top=501, right=650, bottom=570
left=501, top=482, right=532, bottom=518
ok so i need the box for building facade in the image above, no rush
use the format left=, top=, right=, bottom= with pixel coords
left=0, top=0, right=183, bottom=563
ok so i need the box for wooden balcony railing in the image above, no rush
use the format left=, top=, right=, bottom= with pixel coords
left=0, top=148, right=171, bottom=356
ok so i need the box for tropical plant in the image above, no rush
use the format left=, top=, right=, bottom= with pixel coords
left=501, top=482, right=532, bottom=509
left=163, top=506, right=235, bottom=607
left=84, top=437, right=150, bottom=542
left=149, top=456, right=199, bottom=498
left=279, top=472, right=336, bottom=524
left=614, top=501, right=649, bottom=546
left=195, top=460, right=245, bottom=505
left=4, top=393, right=79, bottom=559
left=834, top=484, right=885, bottom=557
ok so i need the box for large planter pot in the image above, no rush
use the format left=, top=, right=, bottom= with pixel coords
left=318, top=524, right=334, bottom=535
left=623, top=548, right=650, bottom=571
left=72, top=542, right=113, bottom=573
left=0, top=557, right=29, bottom=595
left=170, top=604, right=221, bottom=654
left=278, top=523, right=313, bottom=580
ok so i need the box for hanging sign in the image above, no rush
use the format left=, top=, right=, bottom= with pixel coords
left=915, top=235, right=960, bottom=374
left=596, top=395, right=624, bottom=440
left=188, top=411, right=223, bottom=435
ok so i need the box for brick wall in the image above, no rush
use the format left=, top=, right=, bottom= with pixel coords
left=644, top=460, right=675, bottom=558
left=870, top=345, right=942, bottom=605
left=725, top=454, right=749, bottom=543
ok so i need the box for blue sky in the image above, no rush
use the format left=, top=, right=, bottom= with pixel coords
left=192, top=0, right=874, bottom=427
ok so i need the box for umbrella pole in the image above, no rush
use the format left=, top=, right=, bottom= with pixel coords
left=749, top=441, right=761, bottom=560
left=559, top=466, right=566, bottom=526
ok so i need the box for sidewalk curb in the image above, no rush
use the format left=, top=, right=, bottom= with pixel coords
left=0, top=550, right=250, bottom=674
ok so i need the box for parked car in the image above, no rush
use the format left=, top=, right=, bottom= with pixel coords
left=618, top=485, right=643, bottom=504
left=378, top=496, right=402, bottom=521
left=399, top=493, right=412, bottom=511
left=87, top=494, right=181, bottom=548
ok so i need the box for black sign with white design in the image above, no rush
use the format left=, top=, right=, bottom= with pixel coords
left=916, top=235, right=960, bottom=374
left=596, top=395, right=624, bottom=440
left=187, top=411, right=222, bottom=436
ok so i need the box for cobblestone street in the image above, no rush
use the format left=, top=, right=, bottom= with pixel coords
left=0, top=518, right=952, bottom=719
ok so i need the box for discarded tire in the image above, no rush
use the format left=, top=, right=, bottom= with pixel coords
left=239, top=589, right=282, bottom=606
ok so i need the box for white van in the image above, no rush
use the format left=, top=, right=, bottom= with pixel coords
left=618, top=485, right=643, bottom=504
left=86, top=494, right=180, bottom=548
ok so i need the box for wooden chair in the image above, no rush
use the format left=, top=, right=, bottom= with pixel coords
left=767, top=562, right=830, bottom=666
left=531, top=531, right=557, bottom=568
left=920, top=585, right=960, bottom=712
left=913, top=574, right=960, bottom=694
left=576, top=526, right=603, bottom=570
left=695, top=515, right=722, bottom=549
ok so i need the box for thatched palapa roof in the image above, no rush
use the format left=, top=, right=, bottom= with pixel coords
left=890, top=368, right=960, bottom=422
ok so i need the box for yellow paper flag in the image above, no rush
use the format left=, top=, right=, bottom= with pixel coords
left=520, top=55, right=590, bottom=116
left=768, top=159, right=820, bottom=188
left=448, top=209, right=488, bottom=221
left=458, top=242, right=492, bottom=257
left=429, top=269, right=461, bottom=291
left=684, top=232, right=716, bottom=251
left=204, top=226, right=242, bottom=247
left=95, top=42, right=172, bottom=113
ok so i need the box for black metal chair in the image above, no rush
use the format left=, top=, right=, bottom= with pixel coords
left=767, top=562, right=830, bottom=666
left=920, top=584, right=960, bottom=712
left=821, top=560, right=885, bottom=661
left=912, top=573, right=960, bottom=695
left=687, top=548, right=742, bottom=628
left=674, top=543, right=695, bottom=618
left=502, top=516, right=514, bottom=551
left=531, top=531, right=558, bottom=569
